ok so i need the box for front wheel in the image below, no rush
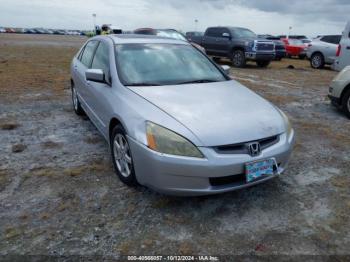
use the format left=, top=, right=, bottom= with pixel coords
left=299, top=54, right=306, bottom=60
left=71, top=84, right=85, bottom=115
left=256, top=61, right=270, bottom=68
left=110, top=125, right=138, bottom=186
left=342, top=89, right=350, bottom=119
left=231, top=50, right=246, bottom=68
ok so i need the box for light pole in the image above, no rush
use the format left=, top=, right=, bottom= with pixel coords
left=194, top=19, right=198, bottom=32
left=288, top=26, right=292, bottom=39
left=92, top=13, right=97, bottom=35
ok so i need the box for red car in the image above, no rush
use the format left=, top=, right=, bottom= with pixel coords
left=282, top=38, right=307, bottom=59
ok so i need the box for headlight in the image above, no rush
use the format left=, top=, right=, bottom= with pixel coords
left=146, top=122, right=204, bottom=158
left=280, top=110, right=292, bottom=137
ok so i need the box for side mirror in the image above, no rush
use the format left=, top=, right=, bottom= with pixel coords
left=221, top=65, right=230, bottom=74
left=222, top=33, right=231, bottom=39
left=85, top=69, right=105, bottom=83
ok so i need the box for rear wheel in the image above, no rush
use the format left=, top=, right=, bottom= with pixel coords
left=256, top=61, right=270, bottom=68
left=310, top=53, right=325, bottom=69
left=231, top=50, right=246, bottom=68
left=341, top=89, right=350, bottom=119
left=110, top=125, right=138, bottom=186
left=71, top=83, right=85, bottom=115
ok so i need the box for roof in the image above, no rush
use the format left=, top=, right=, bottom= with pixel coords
left=103, top=34, right=189, bottom=45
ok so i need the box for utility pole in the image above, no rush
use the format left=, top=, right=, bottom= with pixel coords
left=92, top=13, right=97, bottom=35
left=288, top=26, right=292, bottom=39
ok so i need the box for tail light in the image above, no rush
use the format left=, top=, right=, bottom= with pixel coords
left=336, top=44, right=341, bottom=56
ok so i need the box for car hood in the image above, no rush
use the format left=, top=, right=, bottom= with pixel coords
left=130, top=80, right=286, bottom=146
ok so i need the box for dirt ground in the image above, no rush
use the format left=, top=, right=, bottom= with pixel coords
left=1, top=34, right=350, bottom=260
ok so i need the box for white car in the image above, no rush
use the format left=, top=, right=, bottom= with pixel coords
left=332, top=21, right=350, bottom=71
left=0, top=28, right=6, bottom=33
left=329, top=66, right=350, bottom=118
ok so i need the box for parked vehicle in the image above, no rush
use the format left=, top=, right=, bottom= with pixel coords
left=0, top=28, right=6, bottom=33
left=332, top=21, right=350, bottom=71
left=258, top=35, right=286, bottom=60
left=185, top=31, right=204, bottom=41
left=307, top=35, right=341, bottom=69
left=134, top=28, right=205, bottom=53
left=278, top=35, right=308, bottom=40
left=5, top=28, right=16, bottom=33
left=70, top=35, right=294, bottom=196
left=282, top=38, right=306, bottom=59
left=191, top=27, right=275, bottom=67
left=329, top=66, right=350, bottom=118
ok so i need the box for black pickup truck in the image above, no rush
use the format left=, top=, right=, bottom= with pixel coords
left=191, top=27, right=275, bottom=67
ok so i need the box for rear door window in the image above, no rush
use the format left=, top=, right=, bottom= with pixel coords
left=206, top=28, right=220, bottom=37
left=80, top=40, right=98, bottom=67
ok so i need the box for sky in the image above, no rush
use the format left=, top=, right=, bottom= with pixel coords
left=0, top=0, right=348, bottom=37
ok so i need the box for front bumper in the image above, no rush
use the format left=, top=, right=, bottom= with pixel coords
left=328, top=95, right=341, bottom=107
left=245, top=52, right=275, bottom=61
left=128, top=131, right=295, bottom=196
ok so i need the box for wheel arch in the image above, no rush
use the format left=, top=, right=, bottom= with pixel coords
left=340, top=83, right=350, bottom=103
left=311, top=51, right=324, bottom=58
left=109, top=117, right=124, bottom=142
left=231, top=46, right=245, bottom=54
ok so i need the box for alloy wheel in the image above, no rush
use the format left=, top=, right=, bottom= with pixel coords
left=311, top=55, right=321, bottom=68
left=113, top=134, right=133, bottom=178
left=72, top=87, right=78, bottom=111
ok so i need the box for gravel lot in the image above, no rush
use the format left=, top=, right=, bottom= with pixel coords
left=0, top=34, right=350, bottom=260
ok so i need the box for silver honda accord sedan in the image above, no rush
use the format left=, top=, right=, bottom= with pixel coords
left=70, top=34, right=295, bottom=196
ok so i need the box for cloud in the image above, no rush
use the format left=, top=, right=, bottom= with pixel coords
left=0, top=0, right=347, bottom=36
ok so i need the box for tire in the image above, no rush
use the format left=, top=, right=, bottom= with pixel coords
left=231, top=50, right=246, bottom=68
left=110, top=125, right=138, bottom=186
left=299, top=54, right=306, bottom=60
left=341, top=89, right=350, bottom=119
left=212, top=57, right=221, bottom=63
left=310, top=53, right=325, bottom=69
left=71, top=83, right=85, bottom=115
left=256, top=61, right=270, bottom=68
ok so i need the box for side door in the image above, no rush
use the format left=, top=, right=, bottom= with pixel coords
left=320, top=36, right=337, bottom=63
left=203, top=28, right=221, bottom=56
left=213, top=28, right=232, bottom=56
left=87, top=40, right=113, bottom=135
left=74, top=40, right=99, bottom=114
left=339, top=23, right=350, bottom=70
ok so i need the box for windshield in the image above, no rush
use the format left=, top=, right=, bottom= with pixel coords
left=115, top=43, right=227, bottom=86
left=288, top=39, right=304, bottom=45
left=156, top=30, right=187, bottom=41
left=232, top=28, right=256, bottom=38
left=301, top=39, right=311, bottom=43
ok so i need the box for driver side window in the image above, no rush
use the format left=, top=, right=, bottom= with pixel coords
left=91, top=41, right=111, bottom=83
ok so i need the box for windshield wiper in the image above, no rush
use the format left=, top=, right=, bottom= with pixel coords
left=126, top=82, right=161, bottom=86
left=177, top=79, right=218, bottom=85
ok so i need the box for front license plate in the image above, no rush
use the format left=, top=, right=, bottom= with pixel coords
left=245, top=159, right=274, bottom=183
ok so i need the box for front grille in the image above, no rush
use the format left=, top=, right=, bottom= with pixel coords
left=214, top=135, right=280, bottom=155
left=209, top=163, right=281, bottom=187
left=256, top=42, right=274, bottom=51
